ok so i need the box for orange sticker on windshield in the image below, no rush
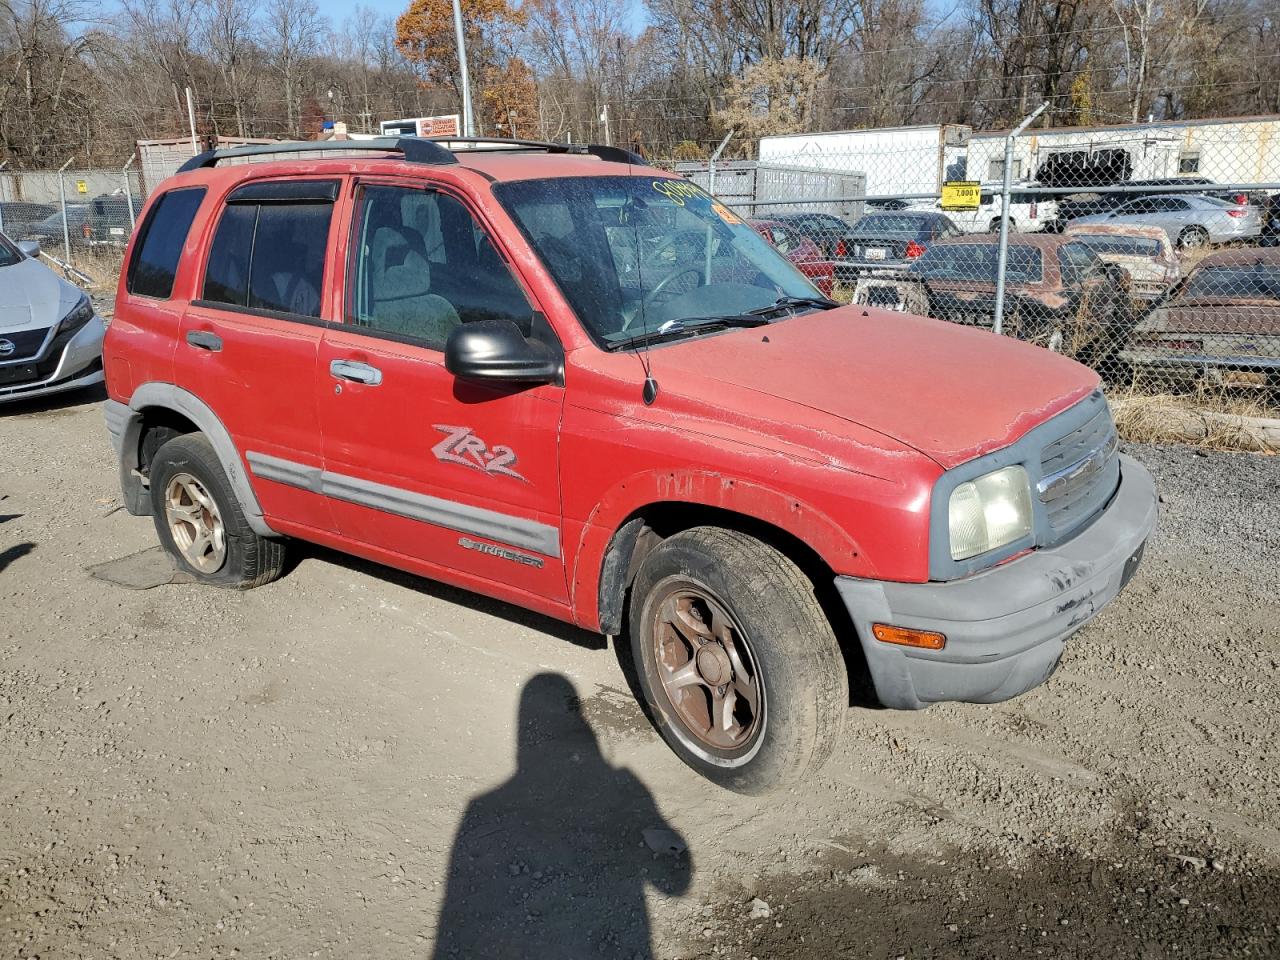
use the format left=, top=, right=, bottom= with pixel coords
left=712, top=202, right=743, bottom=224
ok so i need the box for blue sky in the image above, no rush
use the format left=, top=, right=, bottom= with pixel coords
left=312, top=0, right=649, bottom=31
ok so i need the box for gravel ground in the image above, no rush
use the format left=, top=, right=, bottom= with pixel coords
left=1, top=388, right=1278, bottom=959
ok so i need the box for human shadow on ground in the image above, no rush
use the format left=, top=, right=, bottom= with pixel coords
left=432, top=673, right=691, bottom=960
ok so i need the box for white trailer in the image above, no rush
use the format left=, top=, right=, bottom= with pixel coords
left=757, top=125, right=972, bottom=198
left=965, top=115, right=1280, bottom=188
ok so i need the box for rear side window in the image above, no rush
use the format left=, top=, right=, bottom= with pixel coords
left=201, top=180, right=337, bottom=319
left=126, top=187, right=206, bottom=299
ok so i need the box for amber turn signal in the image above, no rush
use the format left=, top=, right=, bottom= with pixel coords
left=871, top=623, right=946, bottom=650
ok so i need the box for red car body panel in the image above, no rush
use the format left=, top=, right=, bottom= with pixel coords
left=108, top=153, right=1101, bottom=635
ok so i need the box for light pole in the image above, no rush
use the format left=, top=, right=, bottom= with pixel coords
left=451, top=0, right=476, bottom=136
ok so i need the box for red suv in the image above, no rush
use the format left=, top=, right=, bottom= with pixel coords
left=103, top=137, right=1157, bottom=791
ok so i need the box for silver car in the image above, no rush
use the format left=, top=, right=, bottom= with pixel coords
left=0, top=233, right=105, bottom=402
left=1072, top=194, right=1262, bottom=249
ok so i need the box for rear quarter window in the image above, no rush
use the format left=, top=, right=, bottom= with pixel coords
left=126, top=187, right=206, bottom=299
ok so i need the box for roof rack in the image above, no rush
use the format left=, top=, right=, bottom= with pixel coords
left=174, top=135, right=644, bottom=176
left=177, top=136, right=458, bottom=173
left=425, top=136, right=644, bottom=165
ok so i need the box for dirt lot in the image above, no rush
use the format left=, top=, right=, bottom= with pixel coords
left=1, top=388, right=1278, bottom=959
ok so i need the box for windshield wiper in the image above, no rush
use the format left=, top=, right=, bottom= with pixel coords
left=609, top=314, right=768, bottom=351
left=744, top=294, right=840, bottom=318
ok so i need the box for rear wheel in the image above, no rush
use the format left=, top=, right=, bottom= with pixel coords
left=628, top=527, right=847, bottom=793
left=990, top=217, right=1016, bottom=233
left=149, top=433, right=286, bottom=589
left=1177, top=226, right=1209, bottom=250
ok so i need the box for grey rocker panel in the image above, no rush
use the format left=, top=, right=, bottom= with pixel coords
left=246, top=451, right=561, bottom=559
left=104, top=384, right=276, bottom=538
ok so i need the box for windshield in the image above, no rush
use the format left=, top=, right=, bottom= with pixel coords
left=911, top=243, right=1044, bottom=283
left=1073, top=235, right=1163, bottom=258
left=1180, top=264, right=1280, bottom=301
left=1056, top=243, right=1102, bottom=285
left=493, top=176, right=820, bottom=347
left=0, top=234, right=21, bottom=268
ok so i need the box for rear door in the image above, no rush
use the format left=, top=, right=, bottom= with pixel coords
left=316, top=178, right=568, bottom=602
left=176, top=177, right=342, bottom=534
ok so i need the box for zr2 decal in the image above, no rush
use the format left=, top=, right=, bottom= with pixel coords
left=432, top=425, right=526, bottom=481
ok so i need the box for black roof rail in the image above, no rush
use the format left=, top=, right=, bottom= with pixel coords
left=177, top=136, right=458, bottom=174
left=424, top=136, right=644, bottom=165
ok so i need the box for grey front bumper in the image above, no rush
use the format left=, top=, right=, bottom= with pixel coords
left=837, top=454, right=1157, bottom=710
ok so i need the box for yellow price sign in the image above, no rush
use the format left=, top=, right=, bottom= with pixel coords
left=75, top=179, right=88, bottom=194
left=940, top=180, right=981, bottom=210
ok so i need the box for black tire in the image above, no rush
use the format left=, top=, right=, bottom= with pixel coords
left=627, top=527, right=847, bottom=793
left=1177, top=226, right=1208, bottom=250
left=148, top=433, right=286, bottom=589
left=990, top=217, right=1015, bottom=233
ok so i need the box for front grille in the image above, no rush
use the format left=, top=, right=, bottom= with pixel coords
left=0, top=326, right=51, bottom=361
left=1038, top=403, right=1121, bottom=543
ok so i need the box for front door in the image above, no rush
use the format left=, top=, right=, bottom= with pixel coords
left=317, top=179, right=568, bottom=602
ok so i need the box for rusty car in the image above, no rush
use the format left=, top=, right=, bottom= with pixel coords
left=1063, top=222, right=1180, bottom=302
left=1120, top=248, right=1280, bottom=389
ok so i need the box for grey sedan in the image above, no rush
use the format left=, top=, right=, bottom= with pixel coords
left=0, top=233, right=105, bottom=402
left=1072, top=194, right=1262, bottom=249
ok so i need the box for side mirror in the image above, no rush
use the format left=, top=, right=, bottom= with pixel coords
left=17, top=240, right=39, bottom=258
left=444, top=319, right=562, bottom=385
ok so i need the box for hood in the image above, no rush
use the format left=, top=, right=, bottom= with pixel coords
left=649, top=305, right=1098, bottom=469
left=0, top=257, right=81, bottom=332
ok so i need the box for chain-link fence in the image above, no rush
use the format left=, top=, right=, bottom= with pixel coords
left=668, top=114, right=1280, bottom=413
left=0, top=163, right=146, bottom=282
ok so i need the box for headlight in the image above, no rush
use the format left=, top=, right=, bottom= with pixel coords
left=948, top=465, right=1033, bottom=560
left=56, top=294, right=94, bottom=337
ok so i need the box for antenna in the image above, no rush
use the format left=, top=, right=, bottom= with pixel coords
left=631, top=164, right=659, bottom=405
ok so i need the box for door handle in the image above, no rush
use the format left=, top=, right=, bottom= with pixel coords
left=186, top=330, right=222, bottom=352
left=329, top=359, right=383, bottom=386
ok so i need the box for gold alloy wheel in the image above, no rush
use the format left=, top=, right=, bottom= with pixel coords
left=163, top=472, right=227, bottom=573
left=652, top=583, right=763, bottom=753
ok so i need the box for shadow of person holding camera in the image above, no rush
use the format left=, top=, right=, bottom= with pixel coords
left=432, top=673, right=691, bottom=959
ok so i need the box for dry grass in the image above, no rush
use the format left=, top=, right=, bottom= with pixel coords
left=67, top=248, right=125, bottom=296
left=1110, top=386, right=1280, bottom=453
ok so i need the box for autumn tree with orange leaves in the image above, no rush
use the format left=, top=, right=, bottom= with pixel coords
left=394, top=0, right=538, bottom=137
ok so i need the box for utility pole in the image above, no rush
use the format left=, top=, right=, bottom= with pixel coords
left=600, top=104, right=611, bottom=146
left=185, top=87, right=199, bottom=156
left=451, top=0, right=476, bottom=137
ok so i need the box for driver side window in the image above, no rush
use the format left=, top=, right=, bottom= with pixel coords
left=348, top=184, right=535, bottom=350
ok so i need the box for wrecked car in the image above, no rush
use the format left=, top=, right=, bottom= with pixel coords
left=1063, top=223, right=1180, bottom=302
left=1120, top=248, right=1280, bottom=390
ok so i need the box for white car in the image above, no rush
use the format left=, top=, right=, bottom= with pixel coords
left=0, top=233, right=105, bottom=402
left=916, top=187, right=1059, bottom=234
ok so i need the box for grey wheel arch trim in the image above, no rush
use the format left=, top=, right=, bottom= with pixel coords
left=104, top=383, right=276, bottom=538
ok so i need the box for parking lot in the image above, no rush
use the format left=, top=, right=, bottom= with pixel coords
left=0, top=389, right=1276, bottom=958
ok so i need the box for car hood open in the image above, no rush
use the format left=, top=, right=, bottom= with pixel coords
left=650, top=305, right=1099, bottom=469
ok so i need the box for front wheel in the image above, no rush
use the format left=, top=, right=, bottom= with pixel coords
left=149, top=433, right=286, bottom=589
left=628, top=527, right=847, bottom=793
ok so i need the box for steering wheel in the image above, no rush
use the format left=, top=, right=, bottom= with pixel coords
left=638, top=266, right=704, bottom=318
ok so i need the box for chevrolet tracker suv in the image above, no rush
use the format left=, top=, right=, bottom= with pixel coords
left=103, top=137, right=1157, bottom=792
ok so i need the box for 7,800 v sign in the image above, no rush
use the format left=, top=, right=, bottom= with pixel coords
left=940, top=181, right=981, bottom=210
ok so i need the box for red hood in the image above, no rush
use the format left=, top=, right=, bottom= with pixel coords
left=648, top=305, right=1098, bottom=469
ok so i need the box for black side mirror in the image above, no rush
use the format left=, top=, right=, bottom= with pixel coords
left=444, top=319, right=562, bottom=385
